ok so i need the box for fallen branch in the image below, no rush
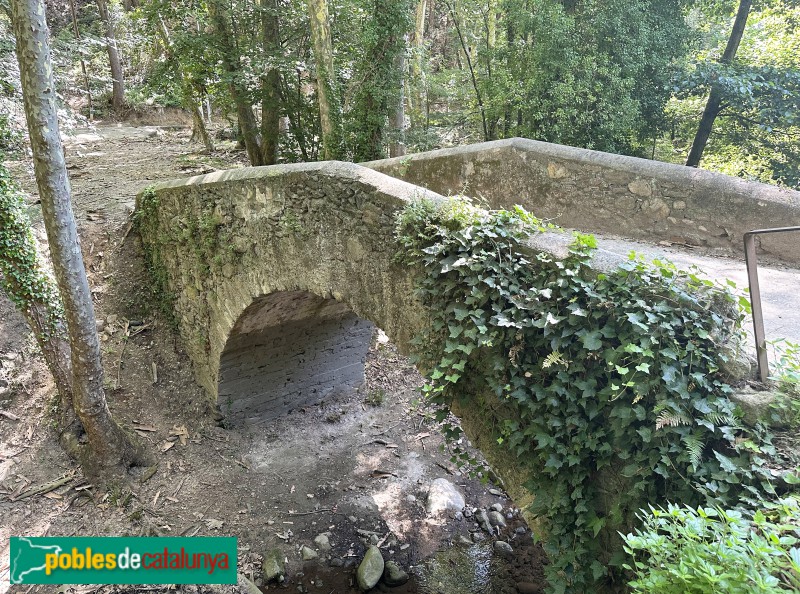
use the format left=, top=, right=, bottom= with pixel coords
left=13, top=474, right=73, bottom=501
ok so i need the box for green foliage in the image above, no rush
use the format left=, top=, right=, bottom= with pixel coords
left=346, top=0, right=413, bottom=161
left=768, top=339, right=800, bottom=429
left=0, top=113, right=22, bottom=155
left=623, top=500, right=800, bottom=593
left=396, top=198, right=789, bottom=593
left=132, top=186, right=176, bottom=325
left=669, top=2, right=800, bottom=188
left=0, top=162, right=64, bottom=340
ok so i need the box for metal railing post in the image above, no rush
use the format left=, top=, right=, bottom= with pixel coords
left=742, top=226, right=800, bottom=383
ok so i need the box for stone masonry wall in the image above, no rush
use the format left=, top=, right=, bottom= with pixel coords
left=136, top=162, right=439, bottom=423
left=136, top=158, right=755, bottom=525
left=365, top=138, right=800, bottom=264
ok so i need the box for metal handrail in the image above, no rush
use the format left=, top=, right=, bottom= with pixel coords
left=743, top=226, right=800, bottom=383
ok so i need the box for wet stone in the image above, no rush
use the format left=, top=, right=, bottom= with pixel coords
left=426, top=478, right=466, bottom=515
left=262, top=548, right=285, bottom=583
left=357, top=545, right=385, bottom=591
left=471, top=531, right=487, bottom=543
left=494, top=541, right=514, bottom=558
left=383, top=560, right=410, bottom=587
left=488, top=510, right=507, bottom=528
left=314, top=534, right=331, bottom=552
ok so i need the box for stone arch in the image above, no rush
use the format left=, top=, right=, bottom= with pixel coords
left=218, top=290, right=375, bottom=425
left=136, top=162, right=437, bottom=415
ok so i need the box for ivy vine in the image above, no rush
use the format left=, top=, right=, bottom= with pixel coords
left=0, top=162, right=64, bottom=341
left=395, top=198, right=792, bottom=593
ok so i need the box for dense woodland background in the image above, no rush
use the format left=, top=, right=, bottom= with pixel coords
left=0, top=0, right=798, bottom=187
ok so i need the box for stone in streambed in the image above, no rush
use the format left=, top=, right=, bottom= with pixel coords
left=382, top=560, right=409, bottom=587
left=356, top=545, right=384, bottom=591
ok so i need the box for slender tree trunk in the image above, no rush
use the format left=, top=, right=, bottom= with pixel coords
left=445, top=0, right=489, bottom=141
left=486, top=0, right=497, bottom=49
left=68, top=0, right=93, bottom=120
left=686, top=0, right=752, bottom=168
left=156, top=17, right=213, bottom=152
left=10, top=0, right=146, bottom=479
left=208, top=0, right=264, bottom=165
left=390, top=34, right=408, bottom=157
left=409, top=0, right=427, bottom=127
left=260, top=0, right=281, bottom=165
left=96, top=0, right=125, bottom=112
left=189, top=104, right=213, bottom=151
left=306, top=0, right=342, bottom=159
left=0, top=166, right=76, bottom=433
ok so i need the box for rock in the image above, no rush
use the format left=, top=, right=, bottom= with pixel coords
left=357, top=545, right=385, bottom=591
left=330, top=557, right=344, bottom=567
left=262, top=549, right=285, bottom=583
left=457, top=535, right=473, bottom=546
left=96, top=319, right=105, bottom=332
left=454, top=511, right=464, bottom=521
left=488, top=510, right=507, bottom=528
left=628, top=179, right=653, bottom=197
left=314, top=533, right=332, bottom=552
left=489, top=488, right=503, bottom=496
left=301, top=546, right=318, bottom=561
left=730, top=387, right=791, bottom=428
left=426, top=478, right=465, bottom=515
left=490, top=503, right=504, bottom=512
left=471, top=531, right=486, bottom=543
left=494, top=541, right=514, bottom=557
left=383, top=561, right=409, bottom=587
left=106, top=314, right=118, bottom=325
left=517, top=582, right=543, bottom=594
left=476, top=509, right=492, bottom=533
left=515, top=526, right=527, bottom=535
left=719, top=344, right=756, bottom=383
left=406, top=494, right=417, bottom=504
left=463, top=508, right=474, bottom=518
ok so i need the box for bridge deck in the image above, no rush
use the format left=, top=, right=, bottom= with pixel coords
left=591, top=234, right=800, bottom=347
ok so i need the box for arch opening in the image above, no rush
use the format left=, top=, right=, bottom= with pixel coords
left=218, top=291, right=375, bottom=425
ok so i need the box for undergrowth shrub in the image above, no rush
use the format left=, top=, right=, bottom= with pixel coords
left=623, top=500, right=800, bottom=593
left=395, top=197, right=795, bottom=593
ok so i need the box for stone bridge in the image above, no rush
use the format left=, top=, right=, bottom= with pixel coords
left=136, top=139, right=800, bottom=495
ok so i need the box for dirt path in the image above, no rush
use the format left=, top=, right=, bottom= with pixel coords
left=0, top=126, right=545, bottom=594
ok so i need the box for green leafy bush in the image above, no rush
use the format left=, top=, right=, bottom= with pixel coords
left=622, top=501, right=800, bottom=593
left=395, top=198, right=789, bottom=593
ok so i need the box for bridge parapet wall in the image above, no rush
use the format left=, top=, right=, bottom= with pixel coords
left=365, top=138, right=800, bottom=264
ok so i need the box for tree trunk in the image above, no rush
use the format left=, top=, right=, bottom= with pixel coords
left=306, top=0, right=342, bottom=160
left=68, top=0, right=93, bottom=120
left=260, top=0, right=281, bottom=165
left=96, top=0, right=125, bottom=112
left=208, top=0, right=264, bottom=165
left=190, top=103, right=213, bottom=151
left=686, top=0, right=752, bottom=168
left=10, top=0, right=146, bottom=479
left=0, top=165, right=76, bottom=432
left=390, top=34, right=408, bottom=157
left=156, top=17, right=213, bottom=152
left=445, top=0, right=489, bottom=141
left=409, top=0, right=427, bottom=127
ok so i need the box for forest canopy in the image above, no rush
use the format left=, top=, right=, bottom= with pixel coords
left=0, top=0, right=798, bottom=185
